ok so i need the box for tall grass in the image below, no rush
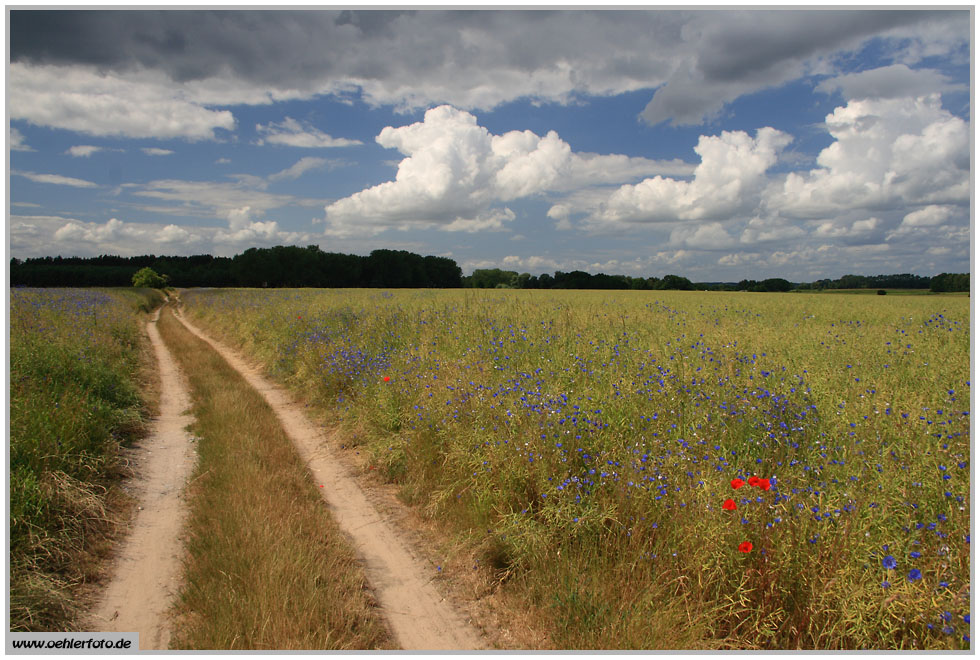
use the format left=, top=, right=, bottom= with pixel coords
left=156, top=309, right=392, bottom=649
left=181, top=288, right=970, bottom=649
left=9, top=287, right=165, bottom=631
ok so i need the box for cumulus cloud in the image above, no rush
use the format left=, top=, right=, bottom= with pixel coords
left=323, top=105, right=687, bottom=237
left=157, top=224, right=192, bottom=243
left=256, top=117, right=361, bottom=148
left=885, top=204, right=961, bottom=241
left=773, top=94, right=968, bottom=217
left=899, top=204, right=955, bottom=228
left=814, top=216, right=881, bottom=238
left=141, top=147, right=174, bottom=156
left=12, top=170, right=99, bottom=188
left=8, top=62, right=235, bottom=140
left=670, top=222, right=735, bottom=250
left=586, top=127, right=792, bottom=226
left=54, top=217, right=131, bottom=243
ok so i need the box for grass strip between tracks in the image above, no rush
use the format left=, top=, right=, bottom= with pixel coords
left=156, top=307, right=393, bottom=650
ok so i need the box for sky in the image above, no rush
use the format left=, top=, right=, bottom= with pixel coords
left=6, top=8, right=972, bottom=281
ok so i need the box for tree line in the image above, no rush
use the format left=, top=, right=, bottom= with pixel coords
left=10, top=246, right=463, bottom=289
left=463, top=269, right=968, bottom=293
left=9, top=246, right=969, bottom=293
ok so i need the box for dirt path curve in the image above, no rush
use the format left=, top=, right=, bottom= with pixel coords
left=87, top=306, right=197, bottom=649
left=172, top=307, right=486, bottom=651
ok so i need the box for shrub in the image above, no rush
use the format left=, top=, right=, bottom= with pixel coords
left=132, top=267, right=168, bottom=289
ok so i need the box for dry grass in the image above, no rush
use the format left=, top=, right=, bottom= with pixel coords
left=156, top=307, right=393, bottom=650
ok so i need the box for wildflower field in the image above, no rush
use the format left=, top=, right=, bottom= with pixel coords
left=182, top=288, right=970, bottom=649
left=9, top=287, right=163, bottom=630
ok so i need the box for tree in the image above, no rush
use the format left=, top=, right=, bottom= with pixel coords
left=931, top=273, right=970, bottom=293
left=132, top=267, right=167, bottom=289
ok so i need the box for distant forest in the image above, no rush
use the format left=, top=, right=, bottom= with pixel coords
left=9, top=245, right=970, bottom=293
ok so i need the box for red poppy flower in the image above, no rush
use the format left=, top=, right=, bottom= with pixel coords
left=730, top=478, right=745, bottom=489
left=738, top=541, right=753, bottom=553
left=722, top=498, right=737, bottom=511
left=383, top=376, right=390, bottom=382
left=757, top=478, right=771, bottom=491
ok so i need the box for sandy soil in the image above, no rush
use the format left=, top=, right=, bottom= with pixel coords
left=86, top=308, right=197, bottom=649
left=172, top=307, right=487, bottom=651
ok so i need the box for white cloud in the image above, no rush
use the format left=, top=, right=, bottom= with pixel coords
left=739, top=216, right=806, bottom=244
left=324, top=105, right=691, bottom=237
left=66, top=145, right=103, bottom=157
left=141, top=147, right=174, bottom=156
left=586, top=127, right=791, bottom=226
left=226, top=205, right=255, bottom=231
left=215, top=157, right=232, bottom=164
left=670, top=222, right=735, bottom=250
left=12, top=170, right=99, bottom=188
left=256, top=117, right=361, bottom=148
left=128, top=179, right=305, bottom=220
left=10, top=127, right=34, bottom=151
left=54, top=217, right=128, bottom=242
left=718, top=252, right=761, bottom=267
left=773, top=95, right=968, bottom=217
left=157, top=224, right=192, bottom=243
left=9, top=62, right=235, bottom=140
left=900, top=205, right=955, bottom=228
left=268, top=156, right=328, bottom=181
left=444, top=208, right=515, bottom=234
left=814, top=217, right=881, bottom=238
left=11, top=213, right=315, bottom=259
left=885, top=204, right=962, bottom=241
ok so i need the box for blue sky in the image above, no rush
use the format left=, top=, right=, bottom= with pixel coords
left=7, top=9, right=972, bottom=281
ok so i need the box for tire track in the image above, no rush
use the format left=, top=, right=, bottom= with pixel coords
left=171, top=307, right=485, bottom=651
left=87, top=307, right=197, bottom=649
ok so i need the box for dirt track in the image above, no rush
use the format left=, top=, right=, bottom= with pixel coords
left=87, top=308, right=196, bottom=649
left=170, top=307, right=486, bottom=650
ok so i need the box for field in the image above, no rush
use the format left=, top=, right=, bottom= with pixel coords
left=9, top=287, right=164, bottom=630
left=178, top=288, right=971, bottom=649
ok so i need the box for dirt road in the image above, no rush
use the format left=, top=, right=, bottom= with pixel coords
left=171, top=308, right=486, bottom=650
left=87, top=308, right=197, bottom=649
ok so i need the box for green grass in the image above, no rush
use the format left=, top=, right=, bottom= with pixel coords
left=798, top=288, right=969, bottom=296
left=180, top=288, right=970, bottom=649
left=156, top=308, right=393, bottom=650
left=9, top=287, right=165, bottom=631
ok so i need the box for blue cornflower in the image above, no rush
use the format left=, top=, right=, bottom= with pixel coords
left=964, top=614, right=970, bottom=624
left=882, top=555, right=897, bottom=570
left=910, top=551, right=922, bottom=559
left=908, top=568, right=923, bottom=581
left=881, top=580, right=891, bottom=589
